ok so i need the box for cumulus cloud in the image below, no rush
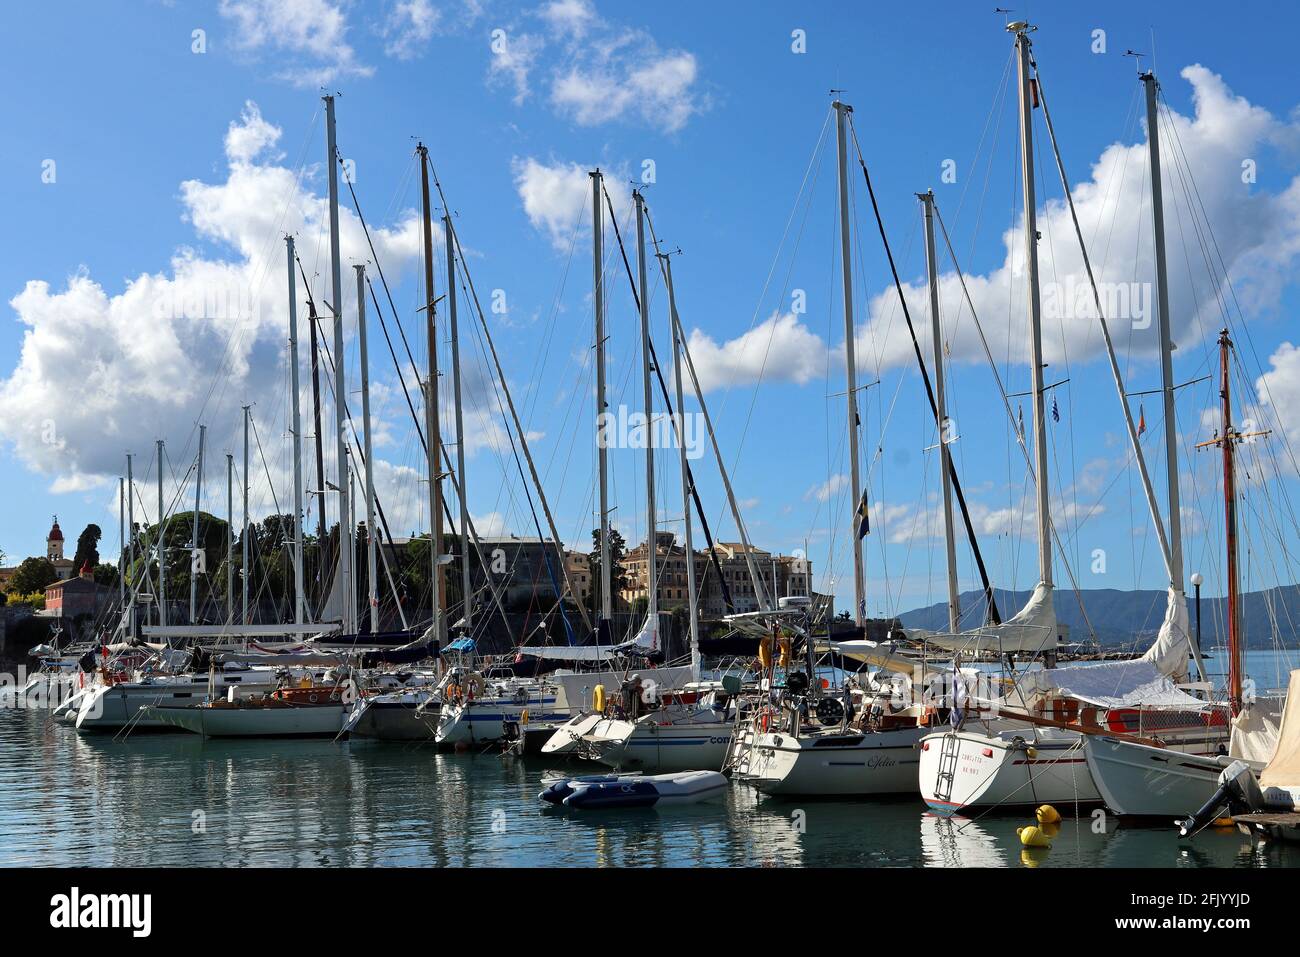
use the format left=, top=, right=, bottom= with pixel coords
left=804, top=474, right=847, bottom=504
left=855, top=66, right=1300, bottom=384
left=511, top=156, right=631, bottom=251
left=219, top=0, right=375, bottom=87
left=1255, top=340, right=1300, bottom=449
left=685, top=312, right=827, bottom=393
left=0, top=104, right=424, bottom=525
left=487, top=1, right=707, bottom=133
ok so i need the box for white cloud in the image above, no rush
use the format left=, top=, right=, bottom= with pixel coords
left=488, top=29, right=546, bottom=103
left=219, top=0, right=374, bottom=87
left=805, top=474, right=847, bottom=503
left=1256, top=340, right=1300, bottom=448
left=381, top=0, right=441, bottom=59
left=855, top=66, right=1300, bottom=384
left=511, top=156, right=631, bottom=251
left=487, top=2, right=707, bottom=133
left=0, top=104, right=423, bottom=516
left=685, top=312, right=827, bottom=393
left=224, top=101, right=282, bottom=165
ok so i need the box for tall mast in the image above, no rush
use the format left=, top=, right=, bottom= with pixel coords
left=323, top=93, right=352, bottom=635
left=670, top=299, right=769, bottom=609
left=634, top=191, right=658, bottom=629
left=1217, top=329, right=1244, bottom=715
left=156, top=438, right=166, bottom=627
left=354, top=263, right=379, bottom=634
left=225, top=453, right=233, bottom=626
left=1142, top=72, right=1206, bottom=684
left=591, top=170, right=614, bottom=628
left=241, top=406, right=251, bottom=625
left=190, top=425, right=205, bottom=624
left=833, top=100, right=867, bottom=627
left=1141, top=72, right=1183, bottom=589
left=921, top=190, right=960, bottom=633
left=444, top=215, right=472, bottom=633
left=127, top=453, right=136, bottom=638
left=287, top=236, right=307, bottom=625
left=417, top=144, right=445, bottom=644
left=662, top=253, right=700, bottom=675
left=1012, top=23, right=1053, bottom=587
left=118, top=477, right=126, bottom=628
left=306, top=296, right=327, bottom=597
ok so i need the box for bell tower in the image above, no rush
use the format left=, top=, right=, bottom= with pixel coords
left=47, top=516, right=64, bottom=561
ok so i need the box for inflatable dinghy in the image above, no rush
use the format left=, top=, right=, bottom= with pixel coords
left=559, top=770, right=729, bottom=810
left=538, top=772, right=643, bottom=805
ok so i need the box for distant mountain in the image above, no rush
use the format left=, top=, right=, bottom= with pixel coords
left=897, top=586, right=1300, bottom=650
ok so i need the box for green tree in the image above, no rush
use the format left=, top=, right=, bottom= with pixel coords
left=71, top=523, right=102, bottom=572
left=10, top=557, right=57, bottom=594
left=588, top=528, right=630, bottom=615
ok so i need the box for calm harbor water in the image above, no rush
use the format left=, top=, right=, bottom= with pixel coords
left=0, top=650, right=1297, bottom=868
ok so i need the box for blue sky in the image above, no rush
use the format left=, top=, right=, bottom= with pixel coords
left=2, top=0, right=1298, bottom=623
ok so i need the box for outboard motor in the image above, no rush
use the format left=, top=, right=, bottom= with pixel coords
left=1179, top=761, right=1264, bottom=838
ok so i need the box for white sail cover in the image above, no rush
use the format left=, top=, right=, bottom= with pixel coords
left=1232, top=694, right=1286, bottom=764
left=1259, top=670, right=1300, bottom=790
left=924, top=580, right=1057, bottom=656
left=829, top=640, right=948, bottom=682
left=317, top=566, right=343, bottom=624
left=516, top=615, right=660, bottom=662
left=1139, top=586, right=1191, bottom=681
left=1018, top=658, right=1207, bottom=710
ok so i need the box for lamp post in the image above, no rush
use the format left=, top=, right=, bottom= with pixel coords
left=1191, top=571, right=1204, bottom=671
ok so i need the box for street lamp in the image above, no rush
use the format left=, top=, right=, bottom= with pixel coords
left=1190, top=572, right=1204, bottom=662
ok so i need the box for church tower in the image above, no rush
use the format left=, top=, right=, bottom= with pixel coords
left=47, top=516, right=64, bottom=562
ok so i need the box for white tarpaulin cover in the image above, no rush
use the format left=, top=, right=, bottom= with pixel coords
left=1232, top=694, right=1286, bottom=765
left=1260, top=671, right=1300, bottom=790
left=1019, top=658, right=1208, bottom=709
left=829, top=640, right=948, bottom=682
left=1139, top=587, right=1191, bottom=682
left=923, top=581, right=1057, bottom=656
left=516, top=615, right=659, bottom=662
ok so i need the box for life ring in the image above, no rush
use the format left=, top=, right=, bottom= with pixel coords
left=307, top=692, right=320, bottom=704
left=447, top=683, right=462, bottom=703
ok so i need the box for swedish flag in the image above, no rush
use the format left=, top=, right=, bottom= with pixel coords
left=855, top=487, right=870, bottom=539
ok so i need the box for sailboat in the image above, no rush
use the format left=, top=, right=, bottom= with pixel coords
left=722, top=104, right=1006, bottom=798
left=1085, top=330, right=1285, bottom=816
left=917, top=25, right=1233, bottom=814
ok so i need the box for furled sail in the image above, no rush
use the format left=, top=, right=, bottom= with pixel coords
left=1139, top=586, right=1191, bottom=681
left=923, top=580, right=1057, bottom=656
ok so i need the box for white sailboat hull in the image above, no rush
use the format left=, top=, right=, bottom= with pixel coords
left=1084, top=735, right=1232, bottom=818
left=75, top=673, right=279, bottom=732
left=735, top=724, right=930, bottom=796
left=580, top=717, right=732, bottom=773
left=435, top=696, right=569, bottom=746
left=918, top=727, right=1101, bottom=813
left=150, top=703, right=348, bottom=738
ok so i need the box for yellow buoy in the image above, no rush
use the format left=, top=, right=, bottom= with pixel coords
left=593, top=684, right=606, bottom=713
left=1017, top=825, right=1052, bottom=848
left=1036, top=804, right=1061, bottom=825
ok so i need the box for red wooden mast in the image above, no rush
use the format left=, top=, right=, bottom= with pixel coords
left=1217, top=329, right=1243, bottom=715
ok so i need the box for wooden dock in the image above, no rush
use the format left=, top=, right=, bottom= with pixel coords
left=1233, top=812, right=1300, bottom=842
